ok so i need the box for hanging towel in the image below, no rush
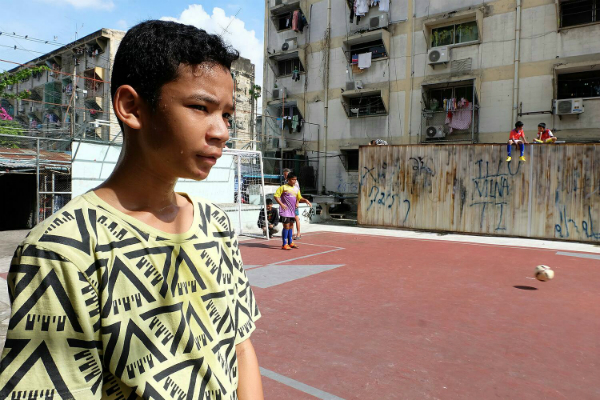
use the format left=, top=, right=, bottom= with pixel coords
left=351, top=54, right=359, bottom=65
left=379, top=0, right=390, bottom=11
left=358, top=52, right=372, bottom=69
left=292, top=115, right=299, bottom=130
left=356, top=0, right=369, bottom=16
left=292, top=10, right=300, bottom=32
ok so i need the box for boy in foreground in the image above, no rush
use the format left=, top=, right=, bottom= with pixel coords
left=257, top=199, right=279, bottom=237
left=0, top=21, right=263, bottom=399
left=507, top=121, right=528, bottom=162
left=274, top=173, right=311, bottom=250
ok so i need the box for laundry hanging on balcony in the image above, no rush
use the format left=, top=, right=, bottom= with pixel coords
left=292, top=10, right=307, bottom=33
left=350, top=0, right=389, bottom=23
left=444, top=98, right=472, bottom=132
left=358, top=52, right=372, bottom=69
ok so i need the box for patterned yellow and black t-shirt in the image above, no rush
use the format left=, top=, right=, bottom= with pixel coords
left=0, top=191, right=260, bottom=399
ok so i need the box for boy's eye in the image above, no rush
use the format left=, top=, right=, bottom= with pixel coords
left=190, top=105, right=207, bottom=111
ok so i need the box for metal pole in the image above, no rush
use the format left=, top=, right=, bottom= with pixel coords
left=51, top=173, right=55, bottom=214
left=35, top=138, right=40, bottom=225
left=236, top=155, right=243, bottom=235
left=322, top=0, right=331, bottom=194
left=258, top=153, right=270, bottom=240
left=471, top=83, right=475, bottom=143
left=71, top=63, right=76, bottom=138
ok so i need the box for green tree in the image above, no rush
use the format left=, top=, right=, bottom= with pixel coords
left=0, top=119, right=25, bottom=148
left=0, top=65, right=49, bottom=100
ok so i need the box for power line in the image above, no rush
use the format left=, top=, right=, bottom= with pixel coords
left=0, top=31, right=66, bottom=47
left=0, top=58, right=110, bottom=84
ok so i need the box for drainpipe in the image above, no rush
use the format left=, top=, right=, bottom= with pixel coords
left=513, top=0, right=522, bottom=125
left=322, top=0, right=331, bottom=194
left=407, top=0, right=416, bottom=141
left=262, top=0, right=269, bottom=159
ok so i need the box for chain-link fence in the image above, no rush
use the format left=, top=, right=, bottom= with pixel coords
left=0, top=133, right=71, bottom=229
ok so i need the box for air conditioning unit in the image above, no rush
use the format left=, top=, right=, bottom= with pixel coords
left=554, top=98, right=584, bottom=115
left=369, top=14, right=389, bottom=30
left=345, top=80, right=364, bottom=91
left=7, top=85, right=13, bottom=91
left=428, top=47, right=449, bottom=65
left=273, top=87, right=287, bottom=99
left=282, top=38, right=297, bottom=51
left=425, top=125, right=446, bottom=139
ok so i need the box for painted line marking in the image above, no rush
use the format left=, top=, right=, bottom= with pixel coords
left=556, top=251, right=600, bottom=261
left=260, top=367, right=345, bottom=400
left=244, top=241, right=345, bottom=271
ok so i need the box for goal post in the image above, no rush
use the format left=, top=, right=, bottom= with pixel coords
left=215, top=148, right=271, bottom=240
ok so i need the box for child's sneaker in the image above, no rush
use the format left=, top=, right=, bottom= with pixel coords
left=289, top=242, right=299, bottom=249
left=519, top=156, right=526, bottom=162
left=506, top=156, right=512, bottom=162
left=282, top=244, right=292, bottom=250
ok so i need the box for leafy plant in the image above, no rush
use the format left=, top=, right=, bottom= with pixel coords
left=0, top=65, right=50, bottom=100
left=0, top=119, right=25, bottom=148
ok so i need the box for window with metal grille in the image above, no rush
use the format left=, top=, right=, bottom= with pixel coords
left=276, top=58, right=304, bottom=77
left=557, top=70, right=600, bottom=98
left=560, top=0, right=599, bottom=28
left=346, top=94, right=386, bottom=117
left=349, top=40, right=387, bottom=61
left=431, top=21, right=479, bottom=48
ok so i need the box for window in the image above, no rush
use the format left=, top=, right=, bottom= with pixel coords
left=277, top=58, right=304, bottom=76
left=431, top=21, right=478, bottom=47
left=557, top=70, right=600, bottom=99
left=560, top=0, right=599, bottom=28
left=275, top=12, right=292, bottom=31
left=341, top=150, right=359, bottom=171
left=425, top=85, right=474, bottom=111
left=346, top=94, right=387, bottom=117
left=350, top=40, right=387, bottom=61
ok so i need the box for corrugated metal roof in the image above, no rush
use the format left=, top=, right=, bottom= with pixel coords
left=0, top=147, right=71, bottom=169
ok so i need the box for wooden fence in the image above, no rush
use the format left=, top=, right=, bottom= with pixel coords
left=358, top=144, right=600, bottom=243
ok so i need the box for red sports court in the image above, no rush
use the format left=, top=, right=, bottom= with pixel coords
left=240, top=230, right=600, bottom=399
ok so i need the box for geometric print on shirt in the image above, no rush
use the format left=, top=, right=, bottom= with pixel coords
left=0, top=191, right=260, bottom=400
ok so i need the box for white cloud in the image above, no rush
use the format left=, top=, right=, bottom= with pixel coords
left=115, top=20, right=128, bottom=30
left=37, top=0, right=115, bottom=10
left=161, top=5, right=263, bottom=99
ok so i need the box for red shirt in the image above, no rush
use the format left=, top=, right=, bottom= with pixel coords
left=538, top=129, right=554, bottom=141
left=509, top=129, right=525, bottom=141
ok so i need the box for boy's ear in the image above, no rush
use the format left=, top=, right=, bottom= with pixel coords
left=113, top=85, right=144, bottom=130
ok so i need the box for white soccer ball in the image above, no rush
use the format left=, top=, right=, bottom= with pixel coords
left=535, top=265, right=554, bottom=282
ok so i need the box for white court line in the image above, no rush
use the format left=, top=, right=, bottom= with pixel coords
left=308, top=229, right=600, bottom=254
left=260, top=368, right=345, bottom=400
left=556, top=251, right=600, bottom=261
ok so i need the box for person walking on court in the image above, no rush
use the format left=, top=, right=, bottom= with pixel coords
left=275, top=172, right=312, bottom=250
left=507, top=121, right=528, bottom=162
left=257, top=199, right=280, bottom=237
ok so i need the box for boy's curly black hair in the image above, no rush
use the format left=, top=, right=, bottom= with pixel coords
left=111, top=20, right=239, bottom=127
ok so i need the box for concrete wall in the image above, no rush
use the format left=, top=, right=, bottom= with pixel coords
left=71, top=141, right=235, bottom=203
left=232, top=57, right=256, bottom=149
left=358, top=144, right=600, bottom=243
left=263, top=0, right=600, bottom=195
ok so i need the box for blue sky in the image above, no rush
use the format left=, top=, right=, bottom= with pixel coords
left=0, top=0, right=265, bottom=83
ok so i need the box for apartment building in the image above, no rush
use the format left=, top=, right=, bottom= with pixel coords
left=231, top=57, right=258, bottom=149
left=262, top=0, right=600, bottom=194
left=2, top=28, right=125, bottom=141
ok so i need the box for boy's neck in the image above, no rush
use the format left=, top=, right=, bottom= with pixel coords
left=94, top=148, right=194, bottom=234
